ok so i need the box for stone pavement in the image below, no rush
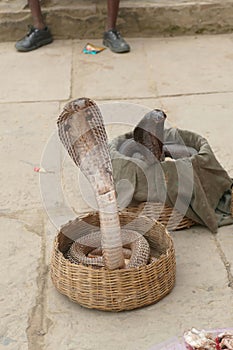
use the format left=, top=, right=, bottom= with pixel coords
left=0, top=34, right=233, bottom=350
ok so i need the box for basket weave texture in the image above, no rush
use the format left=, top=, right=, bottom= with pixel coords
left=123, top=202, right=195, bottom=231
left=124, top=187, right=233, bottom=231
left=51, top=212, right=176, bottom=311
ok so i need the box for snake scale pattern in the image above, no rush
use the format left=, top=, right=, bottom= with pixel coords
left=57, top=98, right=150, bottom=270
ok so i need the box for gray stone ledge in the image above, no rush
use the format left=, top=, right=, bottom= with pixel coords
left=1, top=0, right=233, bottom=42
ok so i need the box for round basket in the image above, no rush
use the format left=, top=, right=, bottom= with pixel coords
left=123, top=202, right=195, bottom=231
left=50, top=212, right=176, bottom=311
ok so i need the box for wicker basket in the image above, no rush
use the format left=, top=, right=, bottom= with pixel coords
left=51, top=212, right=176, bottom=311
left=123, top=186, right=233, bottom=231
left=123, top=202, right=195, bottom=231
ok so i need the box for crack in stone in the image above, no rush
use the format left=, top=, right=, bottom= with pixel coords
left=0, top=209, right=52, bottom=348
left=24, top=223, right=43, bottom=237
left=0, top=209, right=45, bottom=237
left=0, top=208, right=40, bottom=217
left=213, top=236, right=233, bottom=289
left=1, top=90, right=233, bottom=105
left=156, top=90, right=233, bottom=99
left=26, top=215, right=53, bottom=350
left=92, top=90, right=233, bottom=102
left=0, top=210, right=27, bottom=220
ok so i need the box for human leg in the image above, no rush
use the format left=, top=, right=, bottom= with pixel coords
left=15, top=0, right=53, bottom=52
left=28, top=0, right=46, bottom=30
left=106, top=0, right=120, bottom=31
left=103, top=0, right=130, bottom=53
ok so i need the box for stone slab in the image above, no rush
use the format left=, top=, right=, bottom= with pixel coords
left=72, top=39, right=158, bottom=100
left=0, top=102, right=60, bottom=212
left=0, top=217, right=41, bottom=350
left=0, top=41, right=71, bottom=103
left=143, top=34, right=233, bottom=97
left=72, top=34, right=233, bottom=101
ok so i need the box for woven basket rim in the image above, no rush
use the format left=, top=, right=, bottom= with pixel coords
left=51, top=212, right=176, bottom=311
left=56, top=212, right=174, bottom=272
left=54, top=236, right=173, bottom=274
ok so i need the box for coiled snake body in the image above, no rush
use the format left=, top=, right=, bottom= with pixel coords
left=57, top=98, right=150, bottom=270
left=67, top=230, right=150, bottom=268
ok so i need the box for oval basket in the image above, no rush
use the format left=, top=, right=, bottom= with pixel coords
left=50, top=212, right=176, bottom=312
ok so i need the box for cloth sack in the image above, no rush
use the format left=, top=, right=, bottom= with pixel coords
left=109, top=128, right=233, bottom=233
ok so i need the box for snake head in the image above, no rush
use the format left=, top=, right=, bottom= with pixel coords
left=146, top=109, right=167, bottom=122
left=134, top=109, right=167, bottom=141
left=133, top=109, right=167, bottom=163
left=57, top=97, right=114, bottom=193
left=63, top=97, right=92, bottom=112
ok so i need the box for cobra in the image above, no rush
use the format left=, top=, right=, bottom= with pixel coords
left=57, top=98, right=150, bottom=270
left=119, top=109, right=197, bottom=162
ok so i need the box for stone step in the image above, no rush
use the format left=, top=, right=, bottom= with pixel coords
left=1, top=0, right=233, bottom=42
